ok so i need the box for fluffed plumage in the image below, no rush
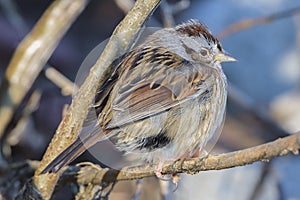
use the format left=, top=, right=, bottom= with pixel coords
left=41, top=20, right=235, bottom=174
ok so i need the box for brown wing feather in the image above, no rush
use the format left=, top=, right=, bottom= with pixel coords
left=40, top=46, right=215, bottom=174
left=103, top=47, right=213, bottom=129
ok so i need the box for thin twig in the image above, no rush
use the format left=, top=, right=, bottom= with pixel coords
left=114, top=0, right=134, bottom=13
left=160, top=0, right=176, bottom=27
left=73, top=131, right=300, bottom=185
left=160, top=0, right=190, bottom=27
left=218, top=7, right=300, bottom=141
left=7, top=90, right=41, bottom=146
left=217, top=6, right=300, bottom=39
left=249, top=162, right=271, bottom=200
left=45, top=67, right=78, bottom=96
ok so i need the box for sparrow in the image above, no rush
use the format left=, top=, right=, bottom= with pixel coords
left=41, top=19, right=236, bottom=174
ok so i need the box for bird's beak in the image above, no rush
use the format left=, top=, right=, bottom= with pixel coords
left=214, top=53, right=237, bottom=63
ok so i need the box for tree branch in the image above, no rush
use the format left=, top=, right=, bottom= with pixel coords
left=217, top=6, right=300, bottom=39
left=44, top=67, right=78, bottom=96
left=33, top=0, right=161, bottom=199
left=72, top=131, right=300, bottom=185
left=3, top=131, right=299, bottom=198
left=0, top=0, right=88, bottom=140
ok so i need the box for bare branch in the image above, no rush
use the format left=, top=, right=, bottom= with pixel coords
left=33, top=0, right=161, bottom=199
left=160, top=0, right=190, bottom=27
left=45, top=67, right=78, bottom=96
left=217, top=6, right=300, bottom=39
left=74, top=131, right=299, bottom=185
left=2, top=131, right=299, bottom=198
left=114, top=0, right=134, bottom=13
left=0, top=0, right=88, bottom=140
left=7, top=90, right=41, bottom=147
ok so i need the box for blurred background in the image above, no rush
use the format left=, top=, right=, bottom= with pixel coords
left=0, top=0, right=300, bottom=199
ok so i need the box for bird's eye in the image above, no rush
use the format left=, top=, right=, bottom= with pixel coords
left=200, top=48, right=209, bottom=57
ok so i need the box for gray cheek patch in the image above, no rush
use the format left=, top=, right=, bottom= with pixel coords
left=181, top=41, right=198, bottom=61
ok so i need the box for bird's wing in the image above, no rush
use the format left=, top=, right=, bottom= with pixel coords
left=40, top=47, right=217, bottom=174
left=82, top=53, right=128, bottom=126
left=103, top=46, right=215, bottom=129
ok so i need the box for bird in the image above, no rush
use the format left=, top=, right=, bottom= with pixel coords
left=41, top=19, right=236, bottom=174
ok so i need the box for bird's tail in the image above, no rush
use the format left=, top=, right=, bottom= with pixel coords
left=40, top=128, right=105, bottom=174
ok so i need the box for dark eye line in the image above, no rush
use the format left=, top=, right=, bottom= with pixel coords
left=181, top=41, right=197, bottom=56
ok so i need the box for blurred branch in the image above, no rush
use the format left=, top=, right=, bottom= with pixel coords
left=218, top=7, right=300, bottom=142
left=33, top=0, right=162, bottom=199
left=45, top=67, right=78, bottom=96
left=0, top=89, right=41, bottom=166
left=0, top=0, right=88, bottom=141
left=249, top=162, right=271, bottom=200
left=114, top=0, right=134, bottom=13
left=228, top=83, right=289, bottom=139
left=6, top=90, right=41, bottom=147
left=160, top=0, right=190, bottom=27
left=218, top=6, right=300, bottom=39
